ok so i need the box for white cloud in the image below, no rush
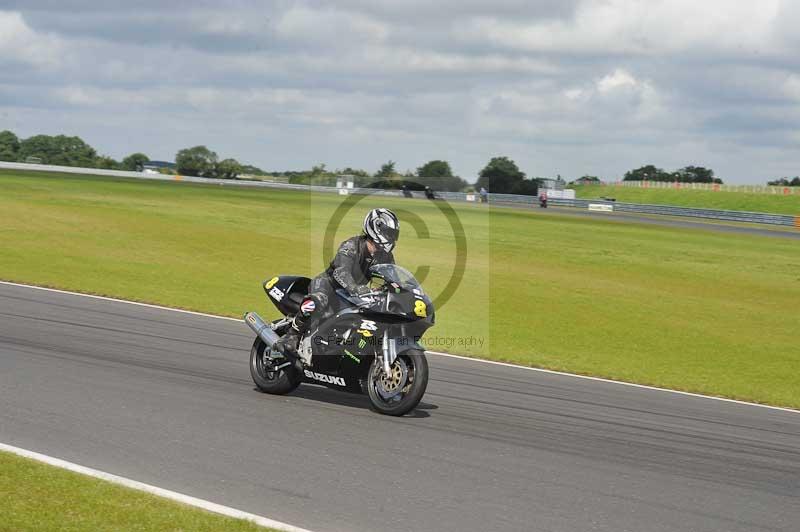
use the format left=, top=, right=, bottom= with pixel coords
left=275, top=7, right=388, bottom=45
left=597, top=69, right=638, bottom=92
left=467, top=0, right=783, bottom=56
left=783, top=75, right=800, bottom=101
left=0, top=10, right=63, bottom=67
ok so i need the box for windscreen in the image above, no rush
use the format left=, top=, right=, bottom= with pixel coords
left=368, top=264, right=420, bottom=291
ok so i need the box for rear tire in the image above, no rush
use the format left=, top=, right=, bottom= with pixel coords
left=367, top=350, right=428, bottom=416
left=250, top=337, right=301, bottom=395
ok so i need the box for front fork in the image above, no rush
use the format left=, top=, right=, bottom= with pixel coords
left=380, top=329, right=398, bottom=376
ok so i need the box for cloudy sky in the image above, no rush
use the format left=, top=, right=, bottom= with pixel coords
left=1, top=1, right=799, bottom=183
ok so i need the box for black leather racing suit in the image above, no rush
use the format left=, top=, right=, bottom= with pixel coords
left=289, top=235, right=395, bottom=336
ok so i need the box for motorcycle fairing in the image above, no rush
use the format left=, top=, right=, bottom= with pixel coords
left=263, top=275, right=310, bottom=316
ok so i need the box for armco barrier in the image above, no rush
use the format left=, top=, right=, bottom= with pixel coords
left=1, top=161, right=797, bottom=228
left=544, top=198, right=796, bottom=227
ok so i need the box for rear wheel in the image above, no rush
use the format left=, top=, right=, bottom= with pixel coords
left=366, top=350, right=428, bottom=416
left=250, top=336, right=301, bottom=395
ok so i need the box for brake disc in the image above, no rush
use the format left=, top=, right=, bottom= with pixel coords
left=376, top=357, right=409, bottom=400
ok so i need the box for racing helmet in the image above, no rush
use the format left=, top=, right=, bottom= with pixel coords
left=363, top=208, right=399, bottom=252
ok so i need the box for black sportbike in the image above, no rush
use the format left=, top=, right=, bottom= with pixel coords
left=244, top=264, right=433, bottom=416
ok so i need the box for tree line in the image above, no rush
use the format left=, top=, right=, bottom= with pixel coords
left=283, top=156, right=544, bottom=194
left=279, top=159, right=471, bottom=192
left=0, top=130, right=255, bottom=179
left=15, top=128, right=800, bottom=192
left=767, top=177, right=800, bottom=187
left=0, top=129, right=151, bottom=171
left=623, top=164, right=723, bottom=184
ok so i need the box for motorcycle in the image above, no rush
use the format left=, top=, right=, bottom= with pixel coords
left=244, top=264, right=434, bottom=416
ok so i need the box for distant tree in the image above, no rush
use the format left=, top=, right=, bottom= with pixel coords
left=475, top=156, right=523, bottom=192
left=571, top=175, right=601, bottom=185
left=768, top=177, right=800, bottom=186
left=674, top=166, right=716, bottom=183
left=310, top=163, right=327, bottom=177
left=417, top=160, right=453, bottom=178
left=338, top=167, right=370, bottom=178
left=513, top=179, right=540, bottom=196
left=17, top=135, right=98, bottom=167
left=121, top=152, right=150, bottom=171
left=375, top=160, right=396, bottom=178
left=240, top=164, right=266, bottom=175
left=415, top=159, right=469, bottom=191
left=0, top=130, right=20, bottom=161
left=623, top=164, right=670, bottom=182
left=625, top=164, right=721, bottom=184
left=475, top=156, right=529, bottom=194
left=175, top=145, right=218, bottom=177
left=215, top=158, right=242, bottom=179
left=94, top=156, right=119, bottom=169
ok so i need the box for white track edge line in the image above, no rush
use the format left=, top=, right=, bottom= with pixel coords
left=0, top=280, right=241, bottom=322
left=0, top=442, right=314, bottom=532
left=1, top=280, right=797, bottom=415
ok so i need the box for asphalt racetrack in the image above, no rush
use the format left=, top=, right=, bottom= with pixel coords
left=1, top=282, right=798, bottom=532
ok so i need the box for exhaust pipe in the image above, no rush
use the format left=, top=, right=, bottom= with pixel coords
left=244, top=311, right=280, bottom=347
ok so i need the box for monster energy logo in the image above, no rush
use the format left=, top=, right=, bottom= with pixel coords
left=344, top=349, right=361, bottom=363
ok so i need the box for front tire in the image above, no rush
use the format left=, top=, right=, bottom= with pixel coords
left=367, top=350, right=428, bottom=416
left=250, top=337, right=301, bottom=395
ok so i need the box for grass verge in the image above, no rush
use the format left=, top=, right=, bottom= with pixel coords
left=1, top=170, right=799, bottom=408
left=0, top=450, right=274, bottom=531
left=572, top=184, right=800, bottom=215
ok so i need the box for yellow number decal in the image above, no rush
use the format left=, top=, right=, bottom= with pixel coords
left=357, top=329, right=373, bottom=338
left=265, top=277, right=279, bottom=289
left=414, top=300, right=427, bottom=318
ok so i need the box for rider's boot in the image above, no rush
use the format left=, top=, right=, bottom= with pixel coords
left=273, top=314, right=310, bottom=372
left=275, top=324, right=301, bottom=354
left=273, top=294, right=322, bottom=371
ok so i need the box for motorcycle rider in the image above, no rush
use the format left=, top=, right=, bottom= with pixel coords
left=274, top=208, right=399, bottom=355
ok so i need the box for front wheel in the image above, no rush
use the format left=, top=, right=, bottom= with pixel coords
left=250, top=337, right=301, bottom=395
left=366, top=350, right=428, bottom=416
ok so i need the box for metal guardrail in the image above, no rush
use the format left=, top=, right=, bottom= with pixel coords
left=542, top=198, right=797, bottom=227
left=1, top=161, right=797, bottom=228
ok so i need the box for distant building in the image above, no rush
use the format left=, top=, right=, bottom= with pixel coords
left=136, top=161, right=177, bottom=174
left=141, top=160, right=176, bottom=172
left=539, top=177, right=566, bottom=191
left=540, top=176, right=576, bottom=199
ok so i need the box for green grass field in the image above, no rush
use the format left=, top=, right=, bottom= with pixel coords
left=572, top=184, right=800, bottom=215
left=0, top=451, right=273, bottom=532
left=1, top=170, right=799, bottom=408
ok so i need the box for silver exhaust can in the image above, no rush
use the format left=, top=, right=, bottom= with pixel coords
left=244, top=311, right=280, bottom=347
